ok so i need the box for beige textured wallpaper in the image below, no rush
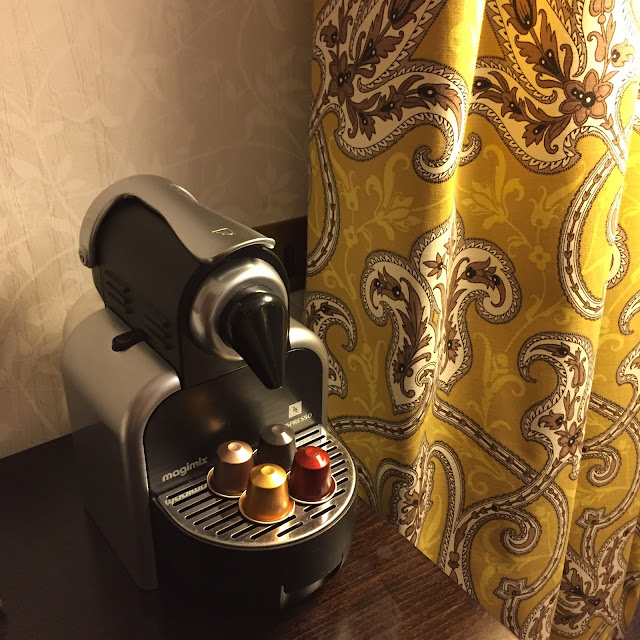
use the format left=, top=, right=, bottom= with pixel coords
left=0, top=0, right=312, bottom=458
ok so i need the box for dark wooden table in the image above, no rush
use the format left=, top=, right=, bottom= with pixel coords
left=0, top=436, right=515, bottom=640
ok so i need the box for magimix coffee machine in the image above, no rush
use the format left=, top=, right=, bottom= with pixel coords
left=62, top=175, right=357, bottom=606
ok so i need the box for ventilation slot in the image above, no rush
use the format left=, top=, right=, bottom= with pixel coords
left=104, top=284, right=130, bottom=307
left=250, top=515, right=296, bottom=539
left=143, top=312, right=170, bottom=333
left=231, top=524, right=259, bottom=539
left=142, top=312, right=172, bottom=349
left=104, top=271, right=133, bottom=315
left=216, top=518, right=246, bottom=536
left=295, top=429, right=320, bottom=444
left=183, top=497, right=225, bottom=518
left=105, top=290, right=132, bottom=315
left=177, top=493, right=217, bottom=513
left=104, top=270, right=131, bottom=293
left=194, top=502, right=236, bottom=526
left=144, top=322, right=171, bottom=345
left=203, top=511, right=239, bottom=531
left=311, top=504, right=336, bottom=519
left=277, top=522, right=304, bottom=537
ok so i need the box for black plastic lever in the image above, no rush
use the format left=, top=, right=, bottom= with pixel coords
left=111, top=329, right=148, bottom=352
left=219, top=287, right=288, bottom=389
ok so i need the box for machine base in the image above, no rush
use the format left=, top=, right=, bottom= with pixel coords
left=151, top=494, right=357, bottom=608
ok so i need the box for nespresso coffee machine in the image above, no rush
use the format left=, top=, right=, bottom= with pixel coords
left=62, top=175, right=357, bottom=606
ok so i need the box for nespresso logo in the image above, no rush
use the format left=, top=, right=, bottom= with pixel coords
left=285, top=412, right=312, bottom=428
left=161, top=456, right=208, bottom=483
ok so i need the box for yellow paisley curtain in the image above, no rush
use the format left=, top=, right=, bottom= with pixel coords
left=304, top=0, right=640, bottom=637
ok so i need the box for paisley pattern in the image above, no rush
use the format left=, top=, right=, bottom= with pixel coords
left=360, top=212, right=521, bottom=412
left=307, top=0, right=640, bottom=637
left=310, top=0, right=469, bottom=181
left=472, top=0, right=636, bottom=173
left=304, top=291, right=357, bottom=398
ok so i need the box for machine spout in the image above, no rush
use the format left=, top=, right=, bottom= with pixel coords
left=220, top=287, right=288, bottom=389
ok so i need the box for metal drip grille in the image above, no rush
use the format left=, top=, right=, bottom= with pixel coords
left=156, top=425, right=356, bottom=548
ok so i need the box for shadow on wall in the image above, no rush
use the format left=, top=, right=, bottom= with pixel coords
left=0, top=0, right=312, bottom=458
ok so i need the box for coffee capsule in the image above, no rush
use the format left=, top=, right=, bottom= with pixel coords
left=255, top=424, right=296, bottom=472
left=238, top=463, right=295, bottom=524
left=288, top=446, right=335, bottom=503
left=208, top=440, right=254, bottom=498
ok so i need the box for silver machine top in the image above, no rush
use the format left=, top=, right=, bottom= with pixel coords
left=78, top=174, right=275, bottom=268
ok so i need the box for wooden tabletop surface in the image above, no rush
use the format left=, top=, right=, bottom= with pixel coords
left=0, top=436, right=515, bottom=640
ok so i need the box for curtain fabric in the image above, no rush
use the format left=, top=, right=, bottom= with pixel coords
left=305, top=0, right=640, bottom=637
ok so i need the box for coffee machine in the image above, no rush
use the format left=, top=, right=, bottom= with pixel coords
left=62, top=175, right=357, bottom=606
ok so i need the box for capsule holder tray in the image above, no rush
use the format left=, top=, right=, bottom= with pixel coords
left=156, top=424, right=357, bottom=548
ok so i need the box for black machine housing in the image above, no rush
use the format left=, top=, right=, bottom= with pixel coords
left=62, top=176, right=357, bottom=606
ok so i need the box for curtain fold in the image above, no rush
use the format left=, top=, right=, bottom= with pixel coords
left=305, top=0, right=640, bottom=637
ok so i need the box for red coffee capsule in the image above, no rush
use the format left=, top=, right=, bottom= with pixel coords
left=289, top=446, right=335, bottom=503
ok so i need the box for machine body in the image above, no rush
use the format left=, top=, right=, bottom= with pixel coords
left=62, top=176, right=357, bottom=605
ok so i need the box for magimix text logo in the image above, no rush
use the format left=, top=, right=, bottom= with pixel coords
left=161, top=456, right=208, bottom=483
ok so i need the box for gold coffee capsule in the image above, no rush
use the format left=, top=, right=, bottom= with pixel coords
left=239, top=463, right=294, bottom=524
left=208, top=440, right=254, bottom=498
